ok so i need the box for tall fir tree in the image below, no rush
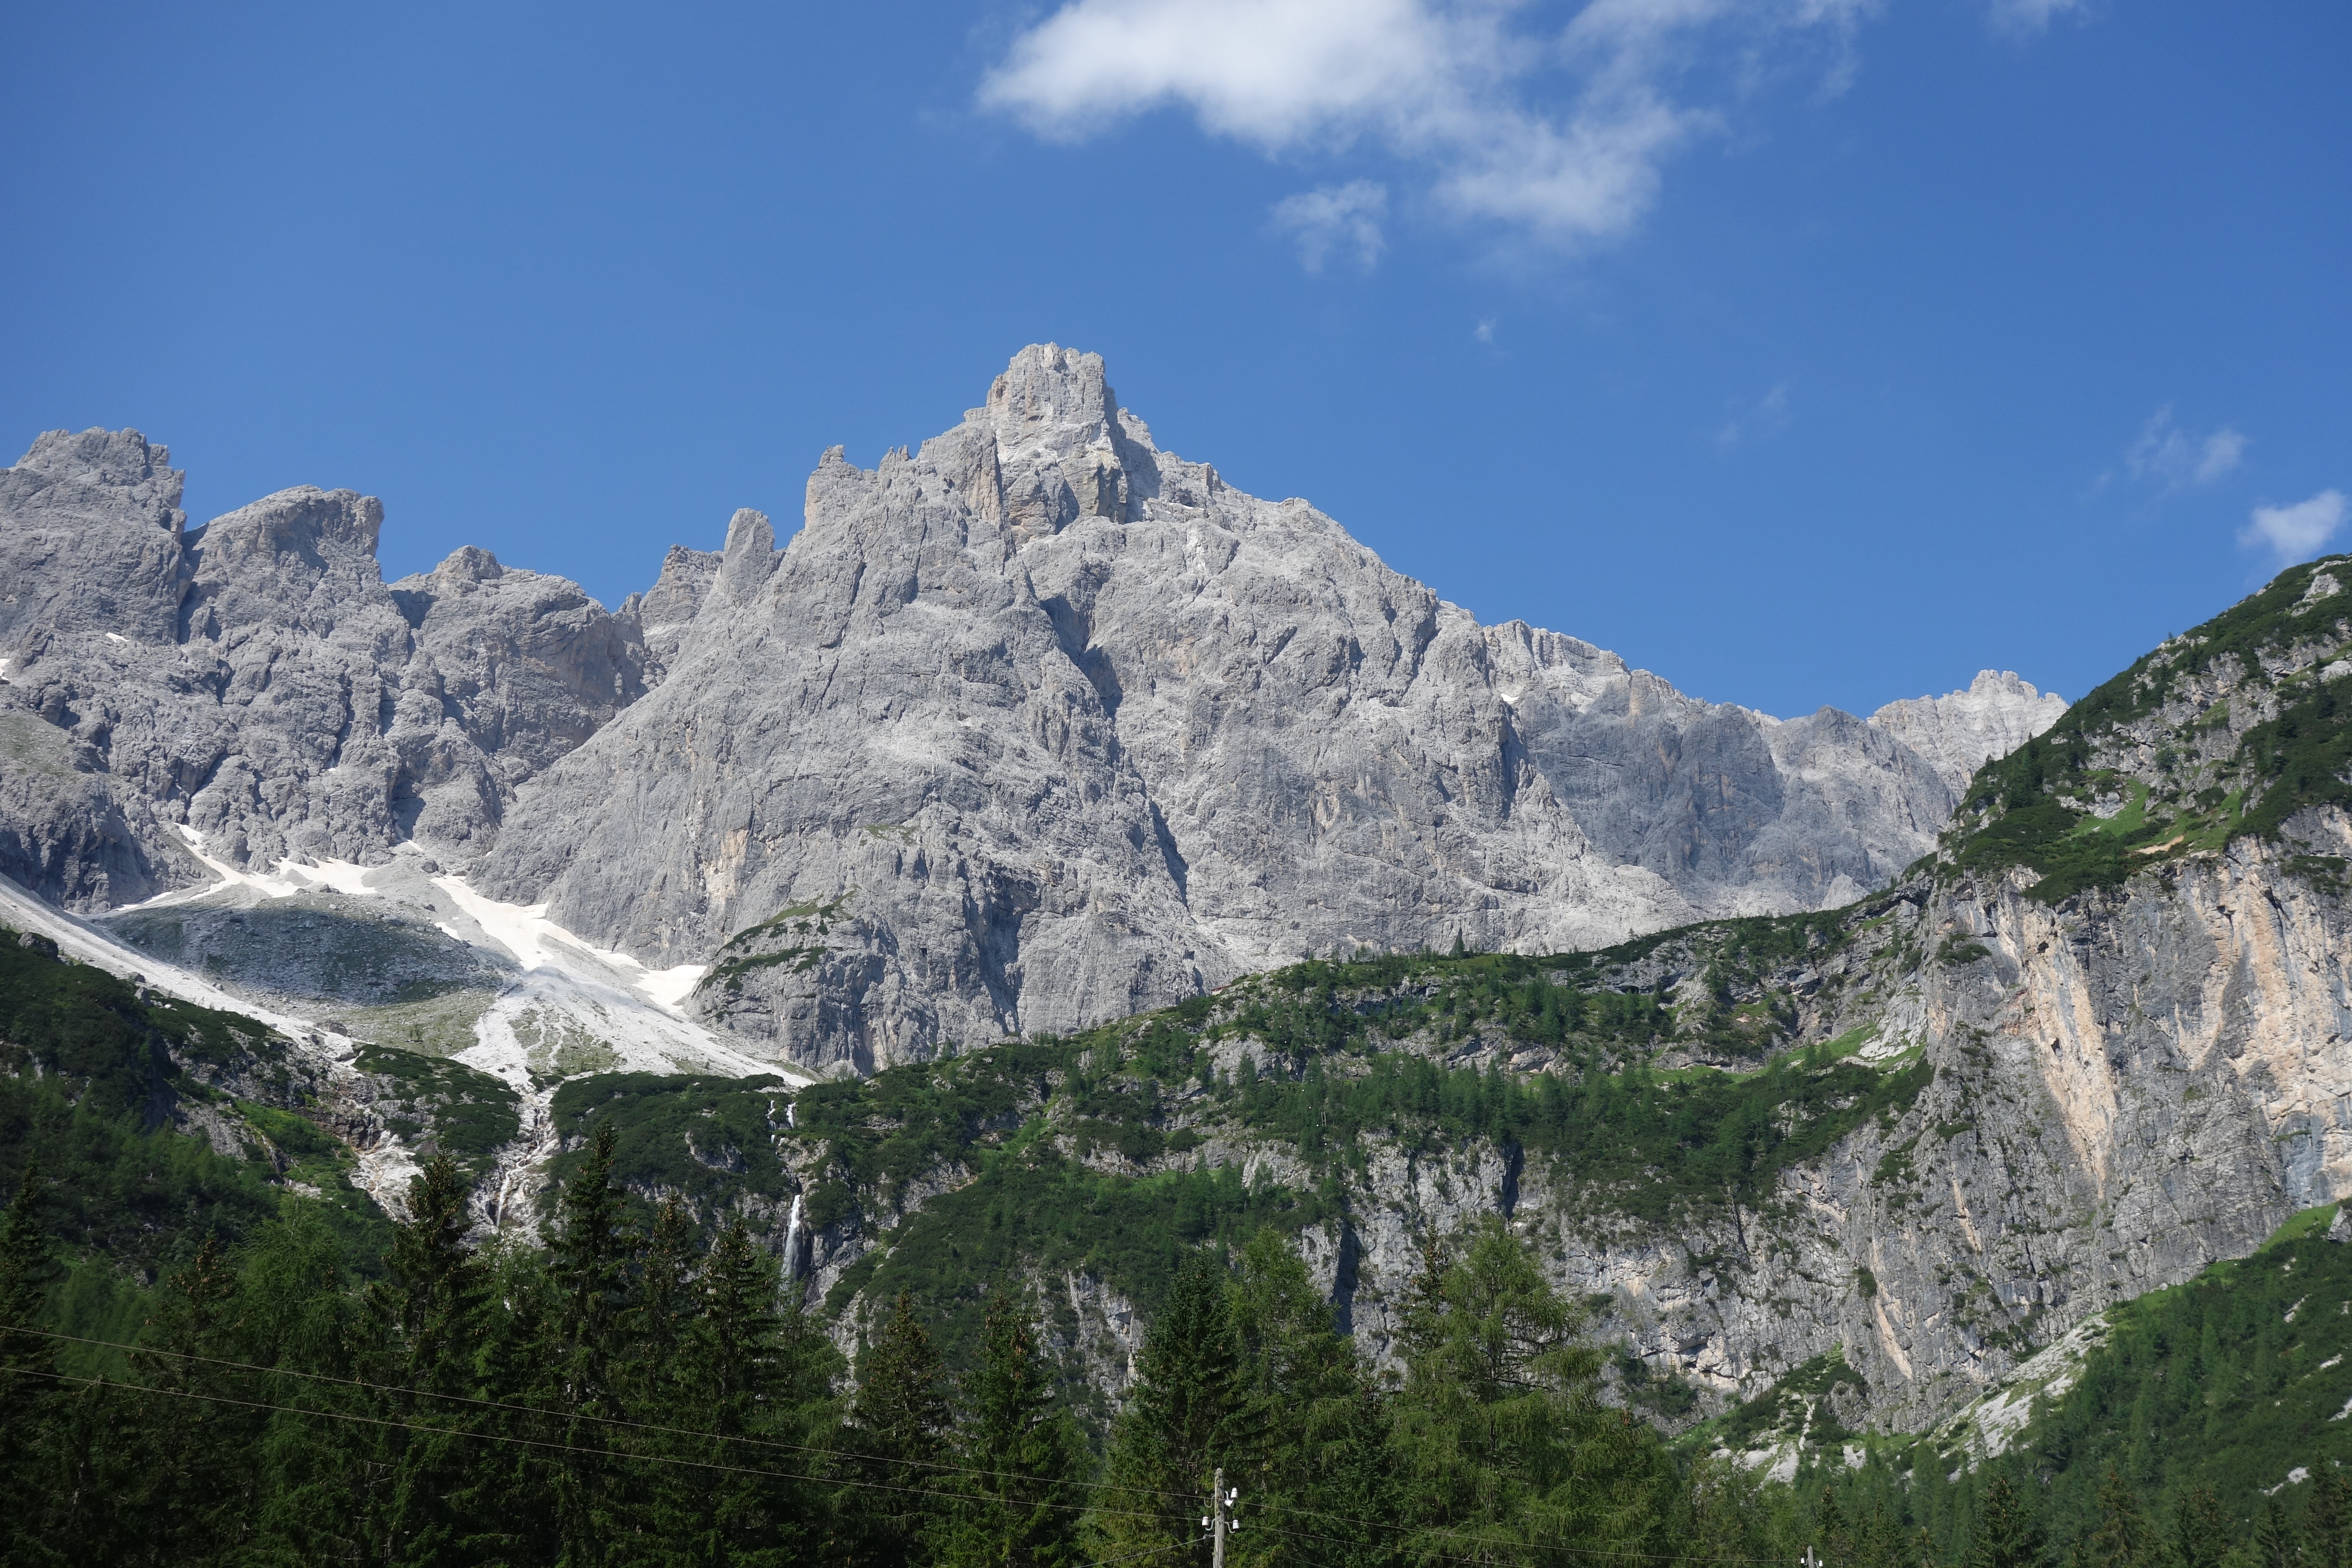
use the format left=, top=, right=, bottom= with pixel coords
left=372, top=1154, right=498, bottom=1568
left=542, top=1120, right=637, bottom=1568
left=935, top=1288, right=1085, bottom=1568
left=1390, top=1215, right=1669, bottom=1566
left=606, top=1194, right=700, bottom=1565
left=0, top=1161, right=58, bottom=1562
left=238, top=1203, right=369, bottom=1567
left=682, top=1216, right=840, bottom=1567
left=2253, top=1500, right=2299, bottom=1568
left=2085, top=1468, right=2161, bottom=1568
left=1223, top=1226, right=1391, bottom=1568
left=1971, top=1472, right=2046, bottom=1568
left=2306, top=1472, right=2352, bottom=1568
left=2170, top=1485, right=2229, bottom=1568
left=845, top=1290, right=954, bottom=1568
left=1091, top=1247, right=1242, bottom=1564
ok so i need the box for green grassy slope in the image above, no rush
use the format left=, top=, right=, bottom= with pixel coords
left=1940, top=554, right=2352, bottom=902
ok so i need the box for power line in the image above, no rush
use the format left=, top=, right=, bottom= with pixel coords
left=12, top=1368, right=1168, bottom=1525
left=16, top=1324, right=1207, bottom=1507
left=19, top=1332, right=1798, bottom=1568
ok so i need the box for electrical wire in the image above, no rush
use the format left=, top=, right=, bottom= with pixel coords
left=17, top=1329, right=1796, bottom=1567
left=11, top=1367, right=1171, bottom=1525
left=13, top=1324, right=1207, bottom=1506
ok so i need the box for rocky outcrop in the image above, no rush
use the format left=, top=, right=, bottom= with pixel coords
left=0, top=432, right=646, bottom=895
left=1872, top=670, right=2069, bottom=796
left=475, top=346, right=2063, bottom=1072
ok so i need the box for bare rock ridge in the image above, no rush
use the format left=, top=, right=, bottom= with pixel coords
left=0, top=347, right=2064, bottom=1072
left=469, top=345, right=2063, bottom=1070
left=1871, top=670, right=2069, bottom=796
left=0, top=429, right=648, bottom=905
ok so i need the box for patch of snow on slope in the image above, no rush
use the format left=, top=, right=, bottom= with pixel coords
left=137, top=829, right=801, bottom=1094
left=0, top=875, right=422, bottom=1210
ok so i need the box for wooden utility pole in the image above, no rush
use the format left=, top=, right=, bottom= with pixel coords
left=1213, top=1467, right=1226, bottom=1568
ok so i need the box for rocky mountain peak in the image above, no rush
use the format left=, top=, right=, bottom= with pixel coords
left=1869, top=669, right=2070, bottom=795
left=0, top=429, right=190, bottom=645
left=468, top=344, right=2071, bottom=1071
left=430, top=545, right=507, bottom=585
left=985, top=342, right=1122, bottom=448
left=12, top=426, right=182, bottom=501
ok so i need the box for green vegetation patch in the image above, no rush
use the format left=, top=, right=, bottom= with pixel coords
left=549, top=1071, right=799, bottom=1222
left=350, top=1045, right=521, bottom=1176
left=1940, top=556, right=2352, bottom=903
left=1710, top=1351, right=1868, bottom=1449
left=1228, top=1044, right=1932, bottom=1221
left=0, top=925, right=391, bottom=1279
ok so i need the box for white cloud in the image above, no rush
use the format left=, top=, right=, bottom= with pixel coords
left=2195, top=427, right=2248, bottom=484
left=1473, top=318, right=1495, bottom=343
left=1270, top=181, right=1387, bottom=271
left=1987, top=0, right=2087, bottom=38
left=2242, top=491, right=2349, bottom=566
left=979, top=0, right=1878, bottom=257
left=2126, top=407, right=2247, bottom=490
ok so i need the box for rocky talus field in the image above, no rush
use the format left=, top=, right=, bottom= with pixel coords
left=11, top=346, right=2352, bottom=1476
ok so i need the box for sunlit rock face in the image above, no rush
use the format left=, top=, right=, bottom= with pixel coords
left=471, top=346, right=2061, bottom=1072
left=0, top=429, right=647, bottom=907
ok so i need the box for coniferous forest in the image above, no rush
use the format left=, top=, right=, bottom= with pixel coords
left=6, top=1121, right=2352, bottom=1568
left=9, top=907, right=2352, bottom=1566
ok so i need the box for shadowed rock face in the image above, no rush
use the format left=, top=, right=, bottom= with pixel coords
left=470, top=345, right=2064, bottom=1072
left=0, top=430, right=647, bottom=901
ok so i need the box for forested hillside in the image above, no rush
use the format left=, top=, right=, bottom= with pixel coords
left=9, top=555, right=2352, bottom=1563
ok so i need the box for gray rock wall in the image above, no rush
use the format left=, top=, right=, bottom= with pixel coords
left=0, top=432, right=645, bottom=897
left=475, top=346, right=2063, bottom=1071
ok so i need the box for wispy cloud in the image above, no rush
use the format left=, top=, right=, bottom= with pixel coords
left=1270, top=180, right=1388, bottom=271
left=979, top=0, right=1880, bottom=259
left=1718, top=382, right=1793, bottom=449
left=1986, top=0, right=2087, bottom=39
left=2241, top=490, right=2348, bottom=567
left=2125, top=406, right=2247, bottom=490
left=1473, top=318, right=1496, bottom=343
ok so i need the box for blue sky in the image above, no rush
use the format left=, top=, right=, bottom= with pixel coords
left=3, top=1, right=2345, bottom=720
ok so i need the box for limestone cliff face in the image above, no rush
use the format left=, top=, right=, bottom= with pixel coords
left=772, top=830, right=2352, bottom=1437
left=0, top=351, right=2063, bottom=1075
left=0, top=430, right=647, bottom=900
left=474, top=346, right=2059, bottom=1072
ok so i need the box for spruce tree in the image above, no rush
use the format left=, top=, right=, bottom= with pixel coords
left=1091, top=1248, right=1241, bottom=1562
left=2085, top=1468, right=2160, bottom=1568
left=1225, top=1227, right=1390, bottom=1567
left=374, top=1154, right=496, bottom=1568
left=2171, top=1485, right=2230, bottom=1568
left=239, top=1203, right=369, bottom=1565
left=935, top=1288, right=1084, bottom=1568
left=2306, top=1472, right=2352, bottom=1568
left=845, top=1290, right=954, bottom=1568
left=2253, top=1501, right=2299, bottom=1568
left=1390, top=1215, right=1668, bottom=1565
left=683, top=1216, right=840, bottom=1565
left=127, top=1235, right=262, bottom=1565
left=0, top=1161, right=57, bottom=1560
left=605, top=1194, right=700, bottom=1565
left=1971, top=1472, right=2046, bottom=1568
left=542, top=1120, right=637, bottom=1568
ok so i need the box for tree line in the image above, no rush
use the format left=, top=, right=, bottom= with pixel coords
left=0, top=1128, right=2342, bottom=1568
